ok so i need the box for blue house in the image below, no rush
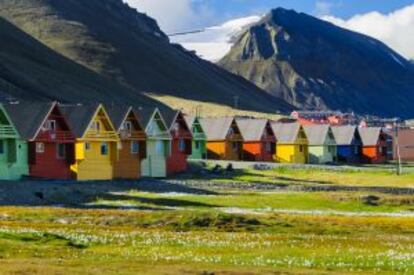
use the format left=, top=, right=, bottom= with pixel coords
left=332, top=126, right=362, bottom=163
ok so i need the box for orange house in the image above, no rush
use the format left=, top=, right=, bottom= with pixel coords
left=358, top=127, right=388, bottom=164
left=199, top=117, right=244, bottom=160
left=108, top=106, right=147, bottom=179
left=236, top=119, right=276, bottom=162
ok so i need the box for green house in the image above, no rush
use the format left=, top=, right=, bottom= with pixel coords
left=185, top=116, right=207, bottom=160
left=303, top=125, right=337, bottom=164
left=0, top=104, right=29, bottom=180
left=138, top=108, right=171, bottom=178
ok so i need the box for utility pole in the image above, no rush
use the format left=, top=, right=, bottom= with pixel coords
left=395, top=123, right=402, bottom=175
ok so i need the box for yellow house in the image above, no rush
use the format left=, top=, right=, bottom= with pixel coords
left=271, top=122, right=309, bottom=164
left=61, top=104, right=119, bottom=180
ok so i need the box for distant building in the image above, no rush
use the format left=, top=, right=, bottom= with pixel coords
left=290, top=111, right=357, bottom=126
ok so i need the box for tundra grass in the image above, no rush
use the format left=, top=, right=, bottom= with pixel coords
left=92, top=191, right=414, bottom=214
left=1, top=207, right=414, bottom=274
left=187, top=167, right=414, bottom=188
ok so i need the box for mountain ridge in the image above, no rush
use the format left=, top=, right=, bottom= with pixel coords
left=219, top=8, right=414, bottom=118
left=0, top=0, right=293, bottom=114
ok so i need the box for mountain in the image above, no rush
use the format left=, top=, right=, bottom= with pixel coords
left=0, top=0, right=292, bottom=114
left=219, top=8, right=414, bottom=118
left=0, top=17, right=164, bottom=108
left=171, top=16, right=261, bottom=62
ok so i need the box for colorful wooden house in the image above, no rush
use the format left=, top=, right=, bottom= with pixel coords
left=303, top=125, right=337, bottom=164
left=108, top=106, right=147, bottom=179
left=236, top=118, right=276, bottom=162
left=138, top=108, right=171, bottom=178
left=199, top=117, right=244, bottom=160
left=0, top=104, right=29, bottom=180
left=271, top=122, right=309, bottom=164
left=5, top=102, right=75, bottom=179
left=331, top=126, right=362, bottom=163
left=358, top=127, right=388, bottom=164
left=61, top=104, right=119, bottom=180
left=163, top=110, right=192, bottom=175
left=184, top=116, right=207, bottom=160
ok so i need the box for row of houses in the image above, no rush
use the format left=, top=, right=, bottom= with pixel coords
left=0, top=102, right=391, bottom=181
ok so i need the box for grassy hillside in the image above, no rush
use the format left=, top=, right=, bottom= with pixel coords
left=0, top=0, right=293, bottom=114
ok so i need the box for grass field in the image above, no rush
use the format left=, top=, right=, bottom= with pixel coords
left=1, top=167, right=414, bottom=274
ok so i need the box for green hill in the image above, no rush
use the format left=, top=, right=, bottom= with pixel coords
left=0, top=0, right=292, bottom=114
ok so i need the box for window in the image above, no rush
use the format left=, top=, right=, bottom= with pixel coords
left=101, top=142, right=109, bottom=155
left=131, top=141, right=139, bottom=154
left=266, top=142, right=272, bottom=152
left=44, top=120, right=56, bottom=131
left=195, top=141, right=200, bottom=150
left=123, top=121, right=132, bottom=132
left=179, top=139, right=186, bottom=152
left=156, top=141, right=164, bottom=155
left=57, top=144, right=65, bottom=159
left=85, top=142, right=91, bottom=151
left=354, top=146, right=359, bottom=155
left=0, top=140, right=3, bottom=154
left=228, top=128, right=234, bottom=136
left=299, top=145, right=304, bottom=153
left=232, top=142, right=239, bottom=151
left=91, top=121, right=101, bottom=132
left=36, top=142, right=45, bottom=153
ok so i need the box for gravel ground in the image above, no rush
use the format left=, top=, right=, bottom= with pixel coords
left=1, top=177, right=414, bottom=208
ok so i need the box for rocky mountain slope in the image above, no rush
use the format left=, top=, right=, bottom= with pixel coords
left=0, top=17, right=163, bottom=108
left=0, top=0, right=292, bottom=114
left=219, top=8, right=414, bottom=118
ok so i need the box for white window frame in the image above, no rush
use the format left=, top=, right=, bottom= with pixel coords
left=44, top=120, right=56, bottom=131
left=36, top=142, right=45, bottom=153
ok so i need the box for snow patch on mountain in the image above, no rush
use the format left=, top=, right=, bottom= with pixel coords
left=171, top=16, right=261, bottom=62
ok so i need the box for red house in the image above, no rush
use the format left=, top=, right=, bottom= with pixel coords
left=163, top=110, right=192, bottom=175
left=5, top=102, right=75, bottom=179
left=358, top=127, right=388, bottom=164
left=236, top=118, right=276, bottom=162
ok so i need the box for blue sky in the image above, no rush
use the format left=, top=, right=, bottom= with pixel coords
left=190, top=0, right=414, bottom=26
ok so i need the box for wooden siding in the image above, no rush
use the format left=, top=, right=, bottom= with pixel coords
left=113, top=141, right=141, bottom=179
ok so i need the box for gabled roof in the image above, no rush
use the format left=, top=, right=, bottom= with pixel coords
left=0, top=104, right=19, bottom=138
left=134, top=107, right=158, bottom=129
left=199, top=117, right=236, bottom=141
left=162, top=109, right=180, bottom=130
left=106, top=105, right=132, bottom=132
left=185, top=115, right=205, bottom=132
left=359, top=127, right=382, bottom=146
left=60, top=103, right=102, bottom=138
left=236, top=119, right=271, bottom=142
left=303, top=125, right=332, bottom=146
left=332, top=125, right=358, bottom=145
left=4, top=101, right=56, bottom=140
left=271, top=122, right=303, bottom=143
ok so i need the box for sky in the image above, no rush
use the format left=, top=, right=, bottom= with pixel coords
left=125, top=0, right=414, bottom=60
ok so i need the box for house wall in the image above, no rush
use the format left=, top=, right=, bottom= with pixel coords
left=276, top=144, right=308, bottom=164
left=73, top=141, right=116, bottom=180
left=113, top=140, right=141, bottom=179
left=308, top=145, right=336, bottom=164
left=141, top=139, right=169, bottom=178
left=392, top=129, right=414, bottom=161
left=189, top=139, right=206, bottom=160
left=362, top=145, right=387, bottom=164
left=167, top=137, right=189, bottom=175
left=0, top=139, right=28, bottom=180
left=337, top=145, right=360, bottom=163
left=243, top=141, right=274, bottom=162
left=30, top=142, right=73, bottom=179
left=206, top=141, right=226, bottom=160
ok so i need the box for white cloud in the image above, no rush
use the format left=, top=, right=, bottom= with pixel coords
left=124, top=0, right=213, bottom=33
left=315, top=1, right=335, bottom=16
left=322, top=4, right=414, bottom=59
